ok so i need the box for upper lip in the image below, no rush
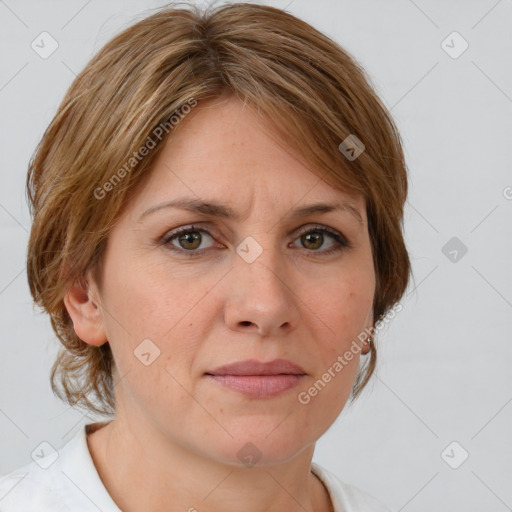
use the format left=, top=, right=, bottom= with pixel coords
left=206, top=358, right=306, bottom=376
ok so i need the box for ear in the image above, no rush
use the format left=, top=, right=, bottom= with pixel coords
left=63, top=271, right=107, bottom=347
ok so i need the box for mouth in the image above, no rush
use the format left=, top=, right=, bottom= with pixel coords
left=205, top=358, right=306, bottom=398
left=206, top=358, right=306, bottom=376
left=205, top=374, right=305, bottom=398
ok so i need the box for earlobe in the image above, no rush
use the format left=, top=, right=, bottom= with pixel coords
left=361, top=310, right=375, bottom=355
left=360, top=335, right=372, bottom=355
left=63, top=275, right=107, bottom=347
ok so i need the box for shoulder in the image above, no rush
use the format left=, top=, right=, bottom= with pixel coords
left=0, top=458, right=71, bottom=512
left=0, top=423, right=111, bottom=512
left=311, top=462, right=394, bottom=512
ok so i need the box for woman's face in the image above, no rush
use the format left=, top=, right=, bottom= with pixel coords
left=82, top=95, right=375, bottom=465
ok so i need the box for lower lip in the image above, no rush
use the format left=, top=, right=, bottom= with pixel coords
left=206, top=374, right=305, bottom=398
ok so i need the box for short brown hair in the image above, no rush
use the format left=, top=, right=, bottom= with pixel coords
left=26, top=1, right=411, bottom=417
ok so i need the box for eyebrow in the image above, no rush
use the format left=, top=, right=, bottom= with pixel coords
left=137, top=197, right=363, bottom=226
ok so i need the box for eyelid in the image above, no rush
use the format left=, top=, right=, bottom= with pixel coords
left=159, top=221, right=351, bottom=255
left=293, top=223, right=349, bottom=244
left=160, top=223, right=218, bottom=246
left=163, top=221, right=345, bottom=238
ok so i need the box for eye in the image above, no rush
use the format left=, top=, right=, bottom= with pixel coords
left=159, top=223, right=350, bottom=257
left=290, top=224, right=350, bottom=255
left=162, top=224, right=216, bottom=254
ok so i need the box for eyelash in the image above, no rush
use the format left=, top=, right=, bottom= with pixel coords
left=159, top=223, right=351, bottom=258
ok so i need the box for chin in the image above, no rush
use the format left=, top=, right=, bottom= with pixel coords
left=207, top=425, right=312, bottom=468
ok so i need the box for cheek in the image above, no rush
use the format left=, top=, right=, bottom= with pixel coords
left=102, top=258, right=215, bottom=380
left=104, top=254, right=208, bottom=333
left=312, top=271, right=374, bottom=338
left=104, top=272, right=204, bottom=418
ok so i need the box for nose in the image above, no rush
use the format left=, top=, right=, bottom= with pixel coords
left=223, top=244, right=300, bottom=337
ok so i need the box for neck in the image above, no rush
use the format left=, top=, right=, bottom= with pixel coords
left=86, top=418, right=332, bottom=512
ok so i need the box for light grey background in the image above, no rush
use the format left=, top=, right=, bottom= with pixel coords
left=1, top=0, right=511, bottom=511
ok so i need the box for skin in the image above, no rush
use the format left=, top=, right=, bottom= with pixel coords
left=64, top=93, right=375, bottom=512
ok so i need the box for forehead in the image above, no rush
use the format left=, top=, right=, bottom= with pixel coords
left=128, top=95, right=365, bottom=221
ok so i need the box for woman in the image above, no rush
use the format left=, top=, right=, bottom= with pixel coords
left=0, top=2, right=410, bottom=511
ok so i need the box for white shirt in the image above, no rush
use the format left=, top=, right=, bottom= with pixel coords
left=0, top=423, right=393, bottom=511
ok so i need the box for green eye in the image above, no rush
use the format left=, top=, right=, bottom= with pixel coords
left=161, top=224, right=350, bottom=258
left=163, top=225, right=215, bottom=253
